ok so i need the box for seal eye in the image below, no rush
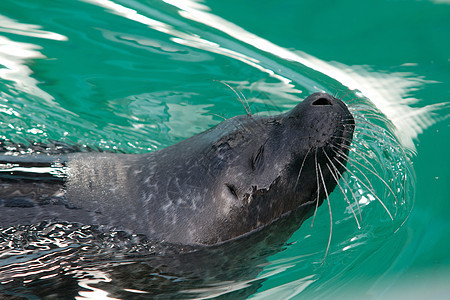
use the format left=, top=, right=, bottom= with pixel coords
left=225, top=183, right=239, bottom=199
left=250, top=145, right=265, bottom=171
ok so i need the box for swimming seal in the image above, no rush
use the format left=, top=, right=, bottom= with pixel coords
left=0, top=92, right=354, bottom=245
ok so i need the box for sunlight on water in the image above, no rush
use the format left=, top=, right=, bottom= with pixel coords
left=0, top=35, right=53, bottom=102
left=86, top=0, right=441, bottom=153
left=164, top=0, right=442, bottom=152
left=0, top=15, right=67, bottom=41
left=0, top=14, right=67, bottom=104
left=74, top=270, right=119, bottom=300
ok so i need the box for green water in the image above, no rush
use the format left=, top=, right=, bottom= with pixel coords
left=0, top=0, right=449, bottom=298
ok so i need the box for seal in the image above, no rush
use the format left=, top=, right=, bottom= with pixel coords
left=0, top=92, right=354, bottom=245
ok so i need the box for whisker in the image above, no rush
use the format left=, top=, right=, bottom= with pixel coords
left=295, top=148, right=311, bottom=189
left=338, top=90, right=352, bottom=102
left=336, top=127, right=408, bottom=208
left=237, top=89, right=251, bottom=115
left=311, top=149, right=320, bottom=228
left=350, top=107, right=385, bottom=115
left=324, top=150, right=361, bottom=228
left=354, top=113, right=391, bottom=124
left=328, top=147, right=364, bottom=220
left=330, top=145, right=376, bottom=191
left=336, top=142, right=379, bottom=174
left=332, top=89, right=339, bottom=99
left=215, top=80, right=252, bottom=116
left=203, top=112, right=228, bottom=121
left=350, top=130, right=405, bottom=156
left=355, top=125, right=401, bottom=146
left=318, top=164, right=332, bottom=265
left=348, top=103, right=378, bottom=111
left=353, top=118, right=398, bottom=138
left=332, top=155, right=394, bottom=220
left=341, top=147, right=400, bottom=206
left=344, top=97, right=364, bottom=105
left=337, top=136, right=387, bottom=169
left=337, top=164, right=363, bottom=222
left=353, top=130, right=407, bottom=156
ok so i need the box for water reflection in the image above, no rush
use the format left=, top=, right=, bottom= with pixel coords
left=0, top=14, right=67, bottom=106
left=83, top=0, right=442, bottom=152
left=171, top=0, right=442, bottom=152
left=0, top=217, right=310, bottom=298
left=83, top=0, right=295, bottom=84
left=74, top=269, right=118, bottom=300
left=0, top=15, right=67, bottom=41
left=0, top=35, right=53, bottom=102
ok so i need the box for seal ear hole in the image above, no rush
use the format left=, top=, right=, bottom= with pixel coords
left=225, top=183, right=239, bottom=199
left=312, top=98, right=332, bottom=106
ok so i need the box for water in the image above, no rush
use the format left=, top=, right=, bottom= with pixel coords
left=0, top=0, right=449, bottom=298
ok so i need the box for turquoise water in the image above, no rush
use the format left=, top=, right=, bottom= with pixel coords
left=0, top=0, right=449, bottom=298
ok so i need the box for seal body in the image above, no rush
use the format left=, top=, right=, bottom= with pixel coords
left=0, top=93, right=354, bottom=245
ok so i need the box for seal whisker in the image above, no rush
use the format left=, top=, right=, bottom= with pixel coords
left=337, top=135, right=396, bottom=174
left=353, top=117, right=393, bottom=132
left=318, top=164, right=332, bottom=264
left=332, top=89, right=339, bottom=99
left=331, top=88, right=351, bottom=100
left=353, top=113, right=391, bottom=124
left=348, top=102, right=378, bottom=110
left=355, top=124, right=403, bottom=148
left=333, top=145, right=400, bottom=206
left=328, top=146, right=364, bottom=220
left=227, top=82, right=252, bottom=116
left=203, top=112, right=228, bottom=121
left=311, top=148, right=320, bottom=228
left=337, top=164, right=363, bottom=223
left=353, top=129, right=407, bottom=157
left=295, top=147, right=312, bottom=189
left=332, top=89, right=351, bottom=102
left=236, top=89, right=249, bottom=111
left=338, top=117, right=358, bottom=123
left=331, top=154, right=394, bottom=220
left=343, top=97, right=365, bottom=105
left=215, top=80, right=252, bottom=116
left=336, top=136, right=385, bottom=168
left=336, top=142, right=379, bottom=174
left=323, top=150, right=361, bottom=228
left=330, top=144, right=376, bottom=191
left=350, top=107, right=384, bottom=114
left=352, top=116, right=396, bottom=134
left=336, top=144, right=387, bottom=193
left=349, top=105, right=387, bottom=114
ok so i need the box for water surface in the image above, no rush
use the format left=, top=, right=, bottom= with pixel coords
left=0, top=0, right=449, bottom=298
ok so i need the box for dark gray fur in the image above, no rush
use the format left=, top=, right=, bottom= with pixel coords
left=0, top=93, right=354, bottom=245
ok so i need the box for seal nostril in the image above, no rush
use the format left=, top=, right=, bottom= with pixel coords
left=312, top=98, right=332, bottom=106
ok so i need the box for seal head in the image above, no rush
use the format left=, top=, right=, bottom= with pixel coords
left=191, top=92, right=355, bottom=244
